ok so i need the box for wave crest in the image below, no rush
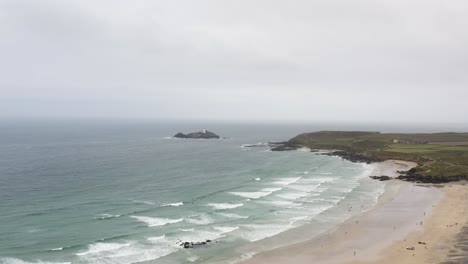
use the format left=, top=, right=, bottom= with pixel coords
left=207, top=203, right=244, bottom=210
left=130, top=216, right=183, bottom=227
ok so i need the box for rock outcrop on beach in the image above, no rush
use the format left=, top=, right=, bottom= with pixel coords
left=369, top=175, right=392, bottom=181
left=396, top=169, right=467, bottom=183
left=173, top=130, right=220, bottom=139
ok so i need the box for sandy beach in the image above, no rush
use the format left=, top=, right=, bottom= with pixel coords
left=242, top=160, right=468, bottom=264
left=362, top=183, right=468, bottom=264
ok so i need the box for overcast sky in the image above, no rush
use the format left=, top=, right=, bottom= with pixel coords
left=0, top=0, right=467, bottom=123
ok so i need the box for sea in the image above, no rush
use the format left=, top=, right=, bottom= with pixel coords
left=0, top=119, right=463, bottom=264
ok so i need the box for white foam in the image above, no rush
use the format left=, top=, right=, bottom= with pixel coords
left=77, top=236, right=180, bottom=263
left=262, top=188, right=283, bottom=192
left=130, top=216, right=183, bottom=227
left=187, top=255, right=199, bottom=262
left=296, top=147, right=311, bottom=152
left=76, top=242, right=131, bottom=256
left=255, top=178, right=261, bottom=181
left=185, top=214, right=214, bottom=225
left=50, top=247, right=63, bottom=251
left=288, top=183, right=321, bottom=192
left=313, top=196, right=345, bottom=204
left=213, top=226, right=240, bottom=234
left=288, top=216, right=309, bottom=224
left=106, top=239, right=178, bottom=262
left=257, top=200, right=295, bottom=207
left=301, top=177, right=335, bottom=184
left=162, top=202, right=184, bottom=207
left=175, top=229, right=225, bottom=242
left=273, top=177, right=301, bottom=185
left=228, top=252, right=255, bottom=264
left=331, top=182, right=357, bottom=193
left=94, top=214, right=121, bottom=220
left=0, top=258, right=70, bottom=264
left=276, top=191, right=309, bottom=200
left=239, top=223, right=292, bottom=242
left=241, top=142, right=267, bottom=148
left=229, top=188, right=282, bottom=199
left=147, top=235, right=166, bottom=242
left=132, top=200, right=155, bottom=205
left=180, top=228, right=195, bottom=232
left=216, top=212, right=249, bottom=219
left=207, top=203, right=244, bottom=210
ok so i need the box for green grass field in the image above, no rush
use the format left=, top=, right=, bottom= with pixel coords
left=386, top=144, right=468, bottom=154
left=288, top=131, right=468, bottom=182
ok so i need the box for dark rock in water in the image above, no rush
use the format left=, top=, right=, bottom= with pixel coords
left=180, top=239, right=216, bottom=249
left=173, top=130, right=220, bottom=139
left=370, top=175, right=392, bottom=181
left=268, top=141, right=303, bottom=151
left=182, top=242, right=191, bottom=248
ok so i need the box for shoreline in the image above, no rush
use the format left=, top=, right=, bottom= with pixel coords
left=240, top=160, right=468, bottom=264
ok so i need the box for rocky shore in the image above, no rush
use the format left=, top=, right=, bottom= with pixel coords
left=269, top=142, right=383, bottom=163
left=321, top=150, right=384, bottom=164
left=396, top=168, right=468, bottom=183
left=268, top=140, right=464, bottom=183
left=268, top=142, right=303, bottom=151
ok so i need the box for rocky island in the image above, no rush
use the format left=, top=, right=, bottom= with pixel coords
left=173, top=129, right=220, bottom=139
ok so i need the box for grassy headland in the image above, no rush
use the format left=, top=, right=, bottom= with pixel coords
left=274, top=131, right=468, bottom=183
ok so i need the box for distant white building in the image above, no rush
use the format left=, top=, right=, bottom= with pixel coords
left=203, top=129, right=207, bottom=134
left=393, top=139, right=399, bottom=143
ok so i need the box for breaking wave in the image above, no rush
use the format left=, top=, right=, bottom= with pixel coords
left=207, top=203, right=244, bottom=210
left=130, top=216, right=183, bottom=227
left=229, top=188, right=282, bottom=199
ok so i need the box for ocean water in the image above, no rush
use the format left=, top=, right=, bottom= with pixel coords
left=0, top=120, right=386, bottom=264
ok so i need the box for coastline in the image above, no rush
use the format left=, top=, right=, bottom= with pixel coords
left=240, top=160, right=467, bottom=264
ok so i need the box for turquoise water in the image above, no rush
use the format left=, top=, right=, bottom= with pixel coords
left=0, top=121, right=384, bottom=264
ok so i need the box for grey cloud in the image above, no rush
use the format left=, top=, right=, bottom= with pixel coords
left=0, top=0, right=467, bottom=123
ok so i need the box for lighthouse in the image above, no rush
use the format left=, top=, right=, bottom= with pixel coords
left=203, top=129, right=207, bottom=134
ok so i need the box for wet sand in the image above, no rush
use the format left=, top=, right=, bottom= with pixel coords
left=242, top=161, right=468, bottom=264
